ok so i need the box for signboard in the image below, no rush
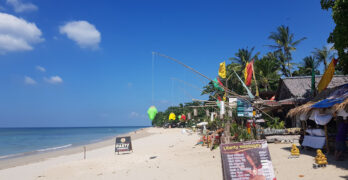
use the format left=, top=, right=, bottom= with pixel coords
left=237, top=99, right=253, bottom=117
left=229, top=98, right=237, bottom=108
left=220, top=140, right=276, bottom=180
left=115, top=136, right=132, bottom=154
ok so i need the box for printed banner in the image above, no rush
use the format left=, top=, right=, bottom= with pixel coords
left=220, top=140, right=276, bottom=180
left=115, top=136, right=132, bottom=153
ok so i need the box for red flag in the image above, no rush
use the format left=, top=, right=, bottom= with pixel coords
left=217, top=95, right=222, bottom=101
left=217, top=77, right=224, bottom=88
left=244, top=60, right=254, bottom=86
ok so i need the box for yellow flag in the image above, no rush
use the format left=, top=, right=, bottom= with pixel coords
left=317, top=58, right=338, bottom=93
left=218, top=61, right=226, bottom=78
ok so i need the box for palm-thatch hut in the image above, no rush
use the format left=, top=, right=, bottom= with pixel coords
left=276, top=75, right=348, bottom=103
left=286, top=83, right=348, bottom=152
left=262, top=75, right=348, bottom=127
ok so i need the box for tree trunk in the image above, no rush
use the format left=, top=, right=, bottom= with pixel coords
left=324, top=59, right=328, bottom=71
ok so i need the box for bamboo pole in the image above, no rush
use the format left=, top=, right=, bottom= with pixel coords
left=252, top=62, right=259, bottom=97
left=154, top=52, right=277, bottom=121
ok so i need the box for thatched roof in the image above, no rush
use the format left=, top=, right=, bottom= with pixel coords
left=275, top=75, right=348, bottom=101
left=333, top=98, right=348, bottom=112
left=287, top=102, right=315, bottom=117
left=287, top=83, right=348, bottom=117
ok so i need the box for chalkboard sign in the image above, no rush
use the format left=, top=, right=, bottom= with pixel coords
left=115, top=136, right=132, bottom=154
left=220, top=140, right=276, bottom=180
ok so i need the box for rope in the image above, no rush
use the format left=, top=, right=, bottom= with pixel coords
left=152, top=52, right=155, bottom=104
left=154, top=52, right=276, bottom=121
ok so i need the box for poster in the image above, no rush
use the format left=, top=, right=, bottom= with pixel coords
left=220, top=140, right=276, bottom=180
left=115, top=136, right=132, bottom=153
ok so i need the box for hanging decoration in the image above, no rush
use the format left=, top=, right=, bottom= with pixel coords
left=180, top=114, right=186, bottom=122
left=317, top=58, right=338, bottom=93
left=213, top=78, right=224, bottom=91
left=218, top=61, right=226, bottom=78
left=169, top=112, right=176, bottom=121
left=244, top=60, right=254, bottom=86
left=206, top=109, right=210, bottom=117
left=147, top=106, right=158, bottom=120
left=193, top=109, right=198, bottom=116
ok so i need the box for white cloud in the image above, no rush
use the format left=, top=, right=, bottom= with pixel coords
left=0, top=12, right=43, bottom=53
left=129, top=112, right=140, bottom=118
left=59, top=21, right=101, bottom=49
left=36, top=65, right=45, bottom=72
left=6, top=0, right=38, bottom=13
left=24, top=76, right=36, bottom=85
left=44, top=76, right=63, bottom=84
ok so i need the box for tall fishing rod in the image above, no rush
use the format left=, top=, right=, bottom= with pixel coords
left=153, top=52, right=276, bottom=120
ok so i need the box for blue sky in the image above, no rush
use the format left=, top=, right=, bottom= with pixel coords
left=0, top=0, right=334, bottom=127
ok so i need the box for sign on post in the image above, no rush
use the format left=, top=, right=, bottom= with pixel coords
left=220, top=140, right=276, bottom=180
left=115, top=136, right=132, bottom=154
left=237, top=99, right=253, bottom=117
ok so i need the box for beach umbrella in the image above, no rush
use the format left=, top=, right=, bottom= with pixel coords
left=169, top=112, right=176, bottom=121
left=147, top=106, right=158, bottom=120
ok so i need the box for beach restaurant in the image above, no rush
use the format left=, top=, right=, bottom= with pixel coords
left=287, top=83, right=348, bottom=152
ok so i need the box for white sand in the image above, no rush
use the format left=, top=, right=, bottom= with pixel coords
left=0, top=127, right=347, bottom=180
left=0, top=128, right=222, bottom=180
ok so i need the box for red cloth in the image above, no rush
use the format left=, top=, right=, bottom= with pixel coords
left=245, top=60, right=254, bottom=86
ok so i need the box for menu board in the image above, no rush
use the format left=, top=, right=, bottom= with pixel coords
left=115, top=136, right=132, bottom=153
left=220, top=140, right=276, bottom=180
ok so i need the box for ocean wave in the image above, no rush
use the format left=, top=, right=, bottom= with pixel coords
left=36, top=144, right=72, bottom=152
left=0, top=153, right=24, bottom=159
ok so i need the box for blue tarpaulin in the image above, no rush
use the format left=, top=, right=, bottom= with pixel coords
left=312, top=84, right=348, bottom=108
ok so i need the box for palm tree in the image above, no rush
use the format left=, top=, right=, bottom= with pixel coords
left=268, top=25, right=306, bottom=77
left=229, top=47, right=259, bottom=68
left=312, top=46, right=335, bottom=71
left=293, top=56, right=320, bottom=76
left=254, top=52, right=281, bottom=91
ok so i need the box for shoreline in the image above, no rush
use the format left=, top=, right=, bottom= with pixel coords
left=0, top=127, right=153, bottom=170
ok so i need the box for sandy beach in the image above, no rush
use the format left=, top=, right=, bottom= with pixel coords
left=0, top=127, right=347, bottom=180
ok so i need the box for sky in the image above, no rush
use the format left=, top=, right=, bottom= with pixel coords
left=0, top=0, right=335, bottom=127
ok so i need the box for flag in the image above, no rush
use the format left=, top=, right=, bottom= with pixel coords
left=317, top=58, right=338, bottom=93
left=218, top=61, right=226, bottom=78
left=244, top=60, right=254, bottom=86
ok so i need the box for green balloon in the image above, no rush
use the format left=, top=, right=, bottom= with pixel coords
left=147, top=106, right=158, bottom=120
left=178, top=115, right=181, bottom=120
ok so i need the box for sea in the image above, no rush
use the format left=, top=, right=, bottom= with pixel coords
left=0, top=126, right=146, bottom=159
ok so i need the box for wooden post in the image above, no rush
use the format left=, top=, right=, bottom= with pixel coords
left=84, top=146, right=86, bottom=160
left=324, top=125, right=329, bottom=154
left=301, top=121, right=306, bottom=137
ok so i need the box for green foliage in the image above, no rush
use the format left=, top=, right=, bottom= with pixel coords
left=265, top=117, right=285, bottom=129
left=151, top=101, right=208, bottom=127
left=229, top=47, right=260, bottom=68
left=313, top=46, right=336, bottom=71
left=321, top=0, right=348, bottom=74
left=230, top=123, right=253, bottom=141
left=254, top=52, right=281, bottom=92
left=292, top=56, right=321, bottom=76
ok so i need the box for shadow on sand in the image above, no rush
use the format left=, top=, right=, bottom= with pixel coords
left=281, top=146, right=348, bottom=171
